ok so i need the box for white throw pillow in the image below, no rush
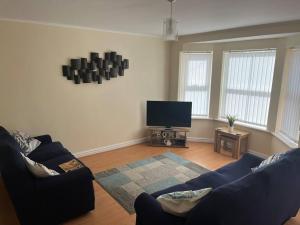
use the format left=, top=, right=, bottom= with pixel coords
left=21, top=153, right=59, bottom=178
left=12, top=131, right=41, bottom=156
left=251, top=152, right=284, bottom=172
left=156, top=188, right=212, bottom=217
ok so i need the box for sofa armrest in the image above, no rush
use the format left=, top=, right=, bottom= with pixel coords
left=37, top=167, right=93, bottom=190
left=35, top=167, right=95, bottom=223
left=34, top=135, right=52, bottom=145
left=1, top=156, right=40, bottom=225
left=134, top=193, right=185, bottom=225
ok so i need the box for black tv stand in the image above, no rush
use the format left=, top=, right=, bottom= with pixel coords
left=148, top=127, right=189, bottom=148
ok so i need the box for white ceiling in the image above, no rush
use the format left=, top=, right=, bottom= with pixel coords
left=1, top=0, right=300, bottom=36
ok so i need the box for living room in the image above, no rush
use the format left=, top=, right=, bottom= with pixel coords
left=1, top=1, right=300, bottom=225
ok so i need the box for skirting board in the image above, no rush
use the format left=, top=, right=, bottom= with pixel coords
left=74, top=136, right=213, bottom=158
left=248, top=149, right=269, bottom=159
left=74, top=136, right=269, bottom=159
left=74, top=137, right=148, bottom=158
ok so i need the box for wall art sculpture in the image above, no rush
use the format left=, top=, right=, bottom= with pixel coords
left=62, top=51, right=129, bottom=84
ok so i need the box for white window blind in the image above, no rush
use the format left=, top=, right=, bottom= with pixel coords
left=280, top=49, right=300, bottom=143
left=179, top=52, right=213, bottom=117
left=220, top=50, right=276, bottom=127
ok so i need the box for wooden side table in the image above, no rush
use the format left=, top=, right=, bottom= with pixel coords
left=214, top=127, right=250, bottom=159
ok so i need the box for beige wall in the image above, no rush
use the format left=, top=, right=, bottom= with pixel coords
left=0, top=20, right=170, bottom=153
left=286, top=34, right=300, bottom=47
left=170, top=35, right=300, bottom=156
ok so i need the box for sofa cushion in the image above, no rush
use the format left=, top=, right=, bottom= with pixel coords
left=152, top=171, right=227, bottom=199
left=42, top=154, right=79, bottom=174
left=0, top=133, right=22, bottom=152
left=28, top=142, right=70, bottom=162
left=21, top=153, right=60, bottom=178
left=0, top=133, right=26, bottom=172
left=216, top=153, right=263, bottom=181
left=11, top=131, right=41, bottom=156
left=251, top=152, right=284, bottom=172
left=187, top=170, right=231, bottom=187
left=285, top=148, right=300, bottom=159
left=157, top=188, right=212, bottom=217
left=0, top=126, right=9, bottom=136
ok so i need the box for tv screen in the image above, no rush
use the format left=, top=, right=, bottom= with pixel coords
left=146, top=101, right=192, bottom=128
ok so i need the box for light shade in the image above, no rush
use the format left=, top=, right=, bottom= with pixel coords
left=163, top=17, right=178, bottom=41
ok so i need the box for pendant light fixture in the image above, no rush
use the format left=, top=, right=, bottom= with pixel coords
left=163, top=0, right=178, bottom=41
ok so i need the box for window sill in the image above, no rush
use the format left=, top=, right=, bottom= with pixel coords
left=214, top=118, right=269, bottom=133
left=192, top=116, right=212, bottom=120
left=272, top=132, right=298, bottom=149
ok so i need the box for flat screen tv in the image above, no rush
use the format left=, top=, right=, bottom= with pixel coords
left=146, top=101, right=192, bottom=128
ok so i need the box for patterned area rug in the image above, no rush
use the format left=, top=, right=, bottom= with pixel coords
left=94, top=152, right=209, bottom=214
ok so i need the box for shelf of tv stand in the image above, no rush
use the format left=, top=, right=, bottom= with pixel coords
left=148, top=127, right=189, bottom=148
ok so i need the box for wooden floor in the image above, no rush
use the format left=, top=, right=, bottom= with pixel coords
left=0, top=142, right=299, bottom=225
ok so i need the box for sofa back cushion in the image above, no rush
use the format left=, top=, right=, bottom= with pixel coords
left=0, top=133, right=25, bottom=171
left=0, top=132, right=37, bottom=219
left=0, top=126, right=9, bottom=136
left=186, top=149, right=300, bottom=225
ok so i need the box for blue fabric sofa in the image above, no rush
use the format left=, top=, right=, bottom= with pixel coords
left=135, top=149, right=300, bottom=225
left=0, top=126, right=95, bottom=225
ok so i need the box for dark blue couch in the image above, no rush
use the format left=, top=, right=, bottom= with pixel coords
left=0, top=126, right=95, bottom=225
left=135, top=149, right=300, bottom=225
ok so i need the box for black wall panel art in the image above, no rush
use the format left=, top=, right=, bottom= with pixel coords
left=62, top=51, right=129, bottom=84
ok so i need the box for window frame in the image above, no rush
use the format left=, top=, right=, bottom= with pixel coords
left=219, top=49, right=277, bottom=129
left=178, top=51, right=213, bottom=118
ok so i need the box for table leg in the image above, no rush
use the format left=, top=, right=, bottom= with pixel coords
left=235, top=138, right=241, bottom=159
left=214, top=131, right=218, bottom=152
